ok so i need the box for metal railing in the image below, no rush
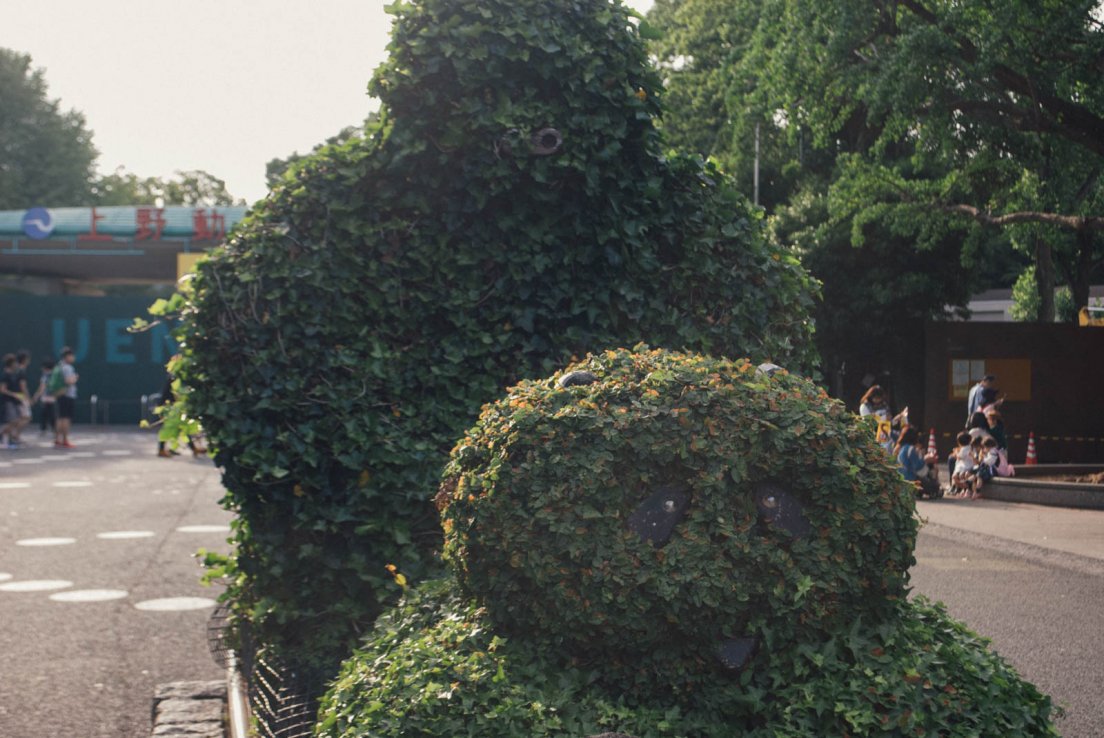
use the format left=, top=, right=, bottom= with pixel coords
left=49, top=393, right=165, bottom=427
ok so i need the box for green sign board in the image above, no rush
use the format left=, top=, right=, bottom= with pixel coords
left=0, top=296, right=177, bottom=425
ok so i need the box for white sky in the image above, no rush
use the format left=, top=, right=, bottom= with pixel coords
left=2, top=1, right=653, bottom=206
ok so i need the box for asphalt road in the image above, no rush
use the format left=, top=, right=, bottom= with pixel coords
left=2, top=429, right=1101, bottom=737
left=912, top=500, right=1104, bottom=738
left=0, top=428, right=234, bottom=738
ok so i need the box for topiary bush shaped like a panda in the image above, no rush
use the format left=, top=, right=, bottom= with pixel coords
left=179, top=0, right=816, bottom=674
left=438, top=346, right=915, bottom=690
left=317, top=348, right=1057, bottom=736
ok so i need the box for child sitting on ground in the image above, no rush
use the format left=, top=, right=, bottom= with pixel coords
left=951, top=431, right=979, bottom=498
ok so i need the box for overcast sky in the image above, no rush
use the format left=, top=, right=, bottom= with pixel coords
left=2, top=1, right=653, bottom=206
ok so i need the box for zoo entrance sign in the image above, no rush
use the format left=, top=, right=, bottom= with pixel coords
left=1, top=205, right=248, bottom=243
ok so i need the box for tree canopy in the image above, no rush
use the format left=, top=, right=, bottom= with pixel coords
left=0, top=47, right=243, bottom=211
left=649, top=0, right=1103, bottom=401
left=92, top=167, right=244, bottom=207
left=759, top=0, right=1104, bottom=315
left=0, top=49, right=98, bottom=210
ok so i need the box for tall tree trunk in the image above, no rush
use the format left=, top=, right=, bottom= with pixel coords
left=1071, top=229, right=1094, bottom=315
left=1035, top=236, right=1056, bottom=322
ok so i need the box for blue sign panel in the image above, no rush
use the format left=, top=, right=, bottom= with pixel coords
left=21, top=207, right=55, bottom=239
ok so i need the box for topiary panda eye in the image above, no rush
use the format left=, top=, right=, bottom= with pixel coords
left=717, top=636, right=759, bottom=671
left=754, top=481, right=811, bottom=538
left=626, top=483, right=691, bottom=547
left=530, top=127, right=563, bottom=156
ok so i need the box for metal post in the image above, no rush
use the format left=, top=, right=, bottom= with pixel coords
left=226, top=651, right=251, bottom=738
left=89, top=394, right=98, bottom=425
left=754, top=122, right=760, bottom=207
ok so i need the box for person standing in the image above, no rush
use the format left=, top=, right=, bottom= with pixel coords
left=966, top=374, right=995, bottom=425
left=0, top=353, right=27, bottom=449
left=155, top=363, right=205, bottom=458
left=32, top=357, right=57, bottom=434
left=11, top=350, right=32, bottom=445
left=54, top=347, right=79, bottom=449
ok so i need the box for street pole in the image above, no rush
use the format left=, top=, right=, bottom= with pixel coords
left=754, top=122, right=760, bottom=206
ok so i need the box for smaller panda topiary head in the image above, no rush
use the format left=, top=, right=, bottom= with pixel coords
left=438, top=347, right=917, bottom=692
left=372, top=0, right=663, bottom=203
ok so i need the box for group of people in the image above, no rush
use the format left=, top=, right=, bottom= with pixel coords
left=860, top=374, right=1014, bottom=500
left=860, top=385, right=940, bottom=497
left=0, top=347, right=79, bottom=449
left=948, top=375, right=1013, bottom=498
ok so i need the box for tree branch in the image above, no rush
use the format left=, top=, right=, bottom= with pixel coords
left=943, top=204, right=1104, bottom=231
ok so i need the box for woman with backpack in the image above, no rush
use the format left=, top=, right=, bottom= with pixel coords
left=49, top=347, right=78, bottom=449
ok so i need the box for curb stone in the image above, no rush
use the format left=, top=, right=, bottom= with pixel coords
left=152, top=681, right=226, bottom=738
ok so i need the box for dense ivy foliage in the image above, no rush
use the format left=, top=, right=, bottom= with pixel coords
left=179, top=0, right=816, bottom=672
left=318, top=587, right=1056, bottom=737
left=316, top=349, right=1056, bottom=737
left=439, top=347, right=914, bottom=692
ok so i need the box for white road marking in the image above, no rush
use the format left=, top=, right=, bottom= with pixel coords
left=68, top=452, right=96, bottom=458
left=17, top=537, right=77, bottom=546
left=52, top=481, right=93, bottom=488
left=0, top=482, right=31, bottom=490
left=133, top=596, right=216, bottom=612
left=50, top=589, right=129, bottom=603
left=0, top=580, right=73, bottom=592
left=13, top=459, right=45, bottom=465
left=176, top=525, right=231, bottom=533
left=101, top=450, right=133, bottom=457
left=97, top=531, right=155, bottom=540
left=0, top=573, right=11, bottom=582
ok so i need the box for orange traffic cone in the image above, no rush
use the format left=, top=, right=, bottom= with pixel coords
left=926, top=428, right=938, bottom=458
left=1025, top=432, right=1038, bottom=465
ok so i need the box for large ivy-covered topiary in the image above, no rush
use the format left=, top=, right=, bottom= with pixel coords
left=179, top=0, right=816, bottom=672
left=316, top=348, right=1057, bottom=736
left=438, top=346, right=915, bottom=691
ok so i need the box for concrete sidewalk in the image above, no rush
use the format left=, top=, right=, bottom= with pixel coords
left=917, top=495, right=1104, bottom=567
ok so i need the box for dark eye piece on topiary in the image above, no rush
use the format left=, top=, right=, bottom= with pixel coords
left=754, top=482, right=811, bottom=538
left=557, top=370, right=599, bottom=388
left=531, top=127, right=563, bottom=155
left=626, top=483, right=691, bottom=547
left=716, top=636, right=759, bottom=671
